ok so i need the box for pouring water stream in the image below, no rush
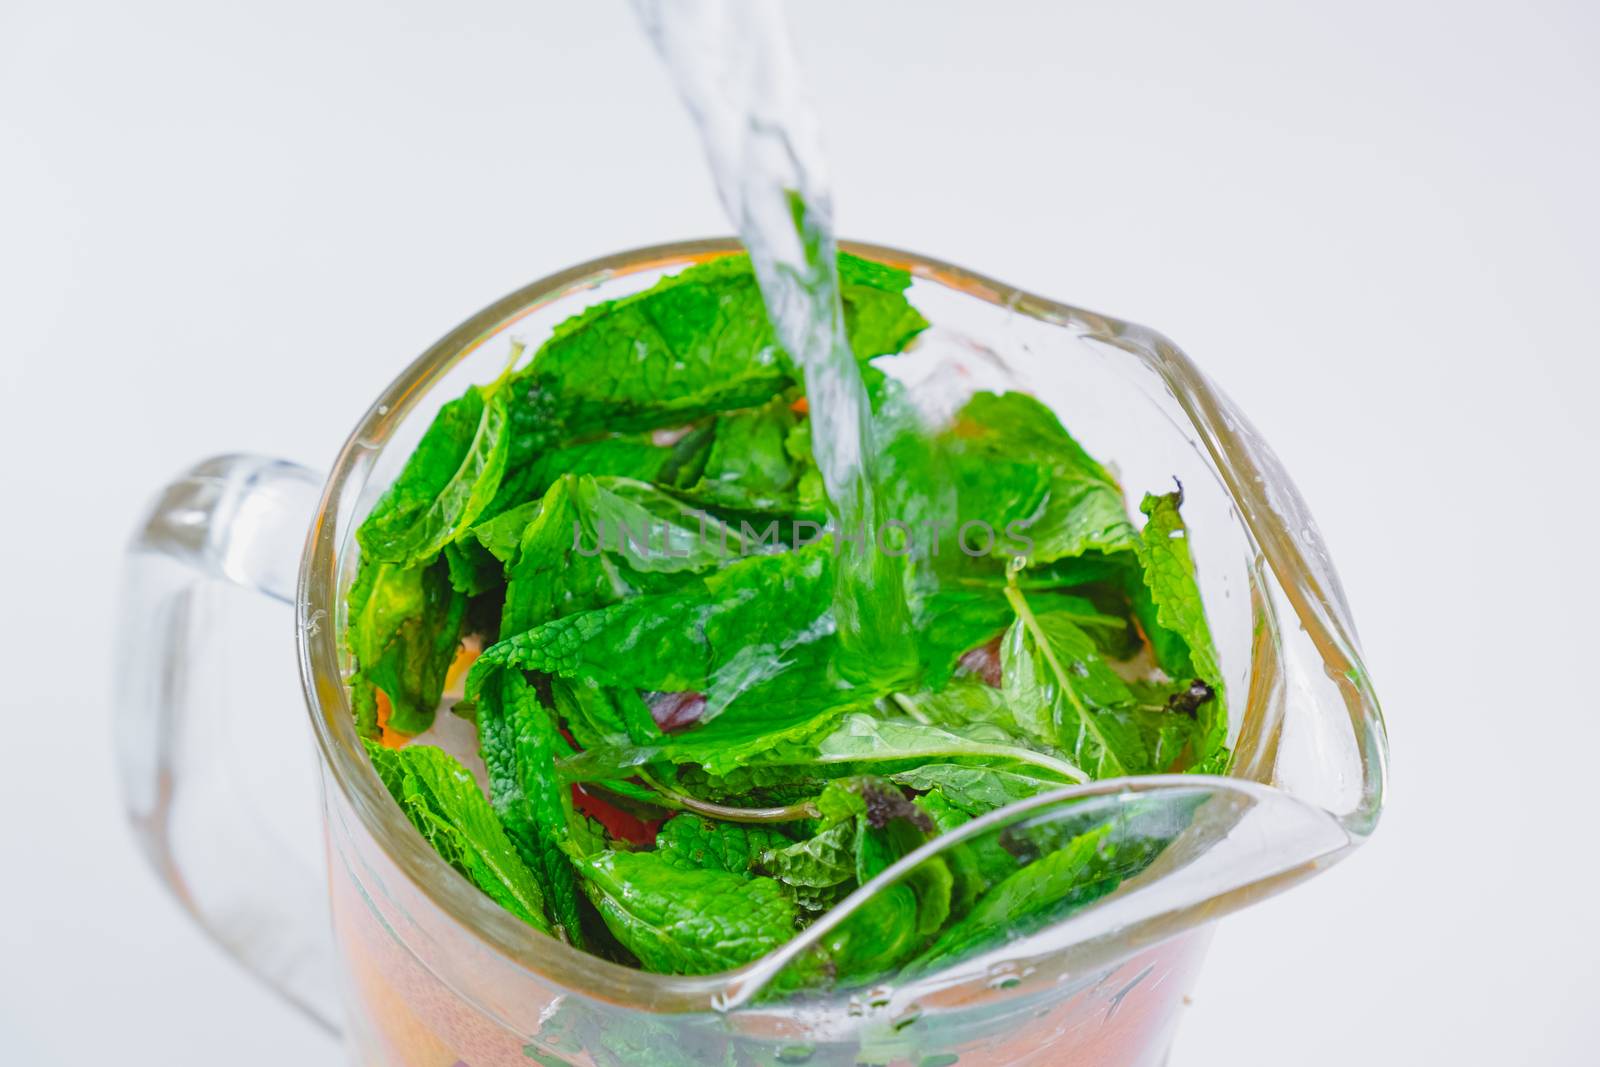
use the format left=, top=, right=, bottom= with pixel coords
left=631, top=0, right=915, bottom=681
left=627, top=0, right=1379, bottom=1021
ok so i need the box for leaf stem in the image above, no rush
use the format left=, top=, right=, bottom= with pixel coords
left=635, top=768, right=821, bottom=824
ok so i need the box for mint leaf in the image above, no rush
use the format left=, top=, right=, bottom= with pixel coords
left=551, top=674, right=662, bottom=751
left=762, top=777, right=950, bottom=984
left=474, top=668, right=584, bottom=944
left=347, top=556, right=465, bottom=736
left=507, top=252, right=927, bottom=455
left=878, top=389, right=1135, bottom=573
left=653, top=815, right=787, bottom=876
left=363, top=741, right=550, bottom=932
left=469, top=498, right=542, bottom=564
left=1000, top=575, right=1201, bottom=779
left=522, top=436, right=675, bottom=499
left=1132, top=489, right=1229, bottom=770
left=684, top=396, right=820, bottom=516
left=951, top=392, right=1137, bottom=562
left=482, top=420, right=717, bottom=530
left=475, top=543, right=833, bottom=705
left=499, top=474, right=745, bottom=638
left=759, top=820, right=857, bottom=904
left=856, top=801, right=951, bottom=942
left=755, top=779, right=874, bottom=905
left=913, top=788, right=1019, bottom=913
left=815, top=712, right=1088, bottom=784
left=890, top=762, right=1065, bottom=816
left=498, top=476, right=610, bottom=636
left=441, top=537, right=502, bottom=597
left=574, top=475, right=748, bottom=574
left=903, top=793, right=1205, bottom=977
left=357, top=382, right=513, bottom=567
left=909, top=588, right=1130, bottom=693
left=904, top=822, right=1116, bottom=977
left=574, top=849, right=796, bottom=975
left=889, top=680, right=1024, bottom=736
left=836, top=253, right=931, bottom=356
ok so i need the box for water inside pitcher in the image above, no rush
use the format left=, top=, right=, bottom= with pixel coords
left=117, top=238, right=1385, bottom=1066
left=302, top=240, right=1385, bottom=1065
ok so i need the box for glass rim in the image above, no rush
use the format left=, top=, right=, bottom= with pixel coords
left=295, top=237, right=1387, bottom=1012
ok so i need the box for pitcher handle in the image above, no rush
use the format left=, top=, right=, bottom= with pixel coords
left=114, top=454, right=341, bottom=1037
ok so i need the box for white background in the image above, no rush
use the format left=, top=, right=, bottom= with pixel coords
left=2, top=1, right=1597, bottom=1063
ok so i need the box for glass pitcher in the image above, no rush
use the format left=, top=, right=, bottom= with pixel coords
left=114, top=239, right=1387, bottom=1066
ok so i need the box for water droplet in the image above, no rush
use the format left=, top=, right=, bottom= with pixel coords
left=989, top=973, right=1022, bottom=990
left=376, top=404, right=389, bottom=416
left=300, top=608, right=326, bottom=637
left=775, top=1045, right=815, bottom=1063
left=866, top=986, right=893, bottom=1009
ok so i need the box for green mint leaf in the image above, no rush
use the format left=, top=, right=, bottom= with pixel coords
left=574, top=475, right=748, bottom=574
left=761, top=776, right=951, bottom=985
left=1000, top=581, right=1198, bottom=779
left=574, top=849, right=797, bottom=975
left=905, top=589, right=1017, bottom=690
left=441, top=537, right=502, bottom=597
left=483, top=421, right=715, bottom=530
left=498, top=476, right=610, bottom=636
left=653, top=815, right=788, bottom=876
left=523, top=436, right=676, bottom=500
left=469, top=498, right=542, bottom=564
left=903, top=793, right=1206, bottom=978
left=1132, top=490, right=1229, bottom=769
left=656, top=641, right=865, bottom=776
left=357, top=383, right=512, bottom=567
left=507, top=252, right=927, bottom=455
left=835, top=253, right=932, bottom=357
left=551, top=674, right=662, bottom=751
left=347, top=556, right=465, bottom=736
left=362, top=740, right=550, bottom=932
left=913, top=789, right=1019, bottom=915
left=476, top=543, right=833, bottom=705
left=904, top=822, right=1115, bottom=977
left=1001, top=601, right=1131, bottom=753
left=670, top=764, right=832, bottom=810
left=499, top=474, right=745, bottom=639
left=855, top=807, right=951, bottom=941
left=890, top=762, right=1066, bottom=816
left=889, top=680, right=1024, bottom=736
left=912, top=589, right=1131, bottom=692
left=683, top=397, right=820, bottom=515
left=814, top=712, right=1088, bottom=784
left=474, top=667, right=584, bottom=945
left=952, top=391, right=1136, bottom=562
left=794, top=881, right=921, bottom=988
left=759, top=819, right=858, bottom=898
